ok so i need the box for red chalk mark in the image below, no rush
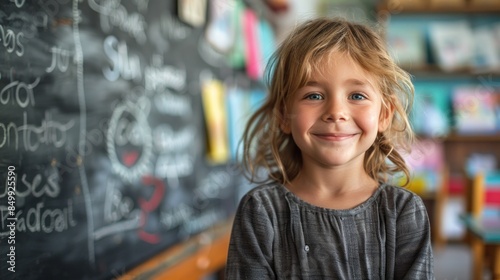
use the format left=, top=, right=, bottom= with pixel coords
left=122, top=150, right=139, bottom=167
left=137, top=175, right=166, bottom=244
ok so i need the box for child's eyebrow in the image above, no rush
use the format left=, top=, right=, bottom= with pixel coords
left=304, top=81, right=321, bottom=87
left=344, top=78, right=369, bottom=86
left=344, top=78, right=376, bottom=90
left=302, top=79, right=376, bottom=89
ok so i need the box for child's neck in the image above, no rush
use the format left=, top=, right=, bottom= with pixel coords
left=286, top=168, right=379, bottom=210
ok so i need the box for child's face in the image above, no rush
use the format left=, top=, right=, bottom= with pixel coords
left=282, top=52, right=391, bottom=170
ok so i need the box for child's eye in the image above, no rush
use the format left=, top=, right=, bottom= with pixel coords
left=305, top=93, right=323, bottom=100
left=350, top=93, right=366, bottom=100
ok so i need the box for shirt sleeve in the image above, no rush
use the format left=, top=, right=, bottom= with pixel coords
left=394, top=194, right=434, bottom=279
left=225, top=193, right=276, bottom=279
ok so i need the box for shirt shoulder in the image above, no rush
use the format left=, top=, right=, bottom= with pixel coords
left=237, top=183, right=287, bottom=211
left=377, top=184, right=428, bottom=217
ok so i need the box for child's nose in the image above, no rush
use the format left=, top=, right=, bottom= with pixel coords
left=322, top=101, right=349, bottom=122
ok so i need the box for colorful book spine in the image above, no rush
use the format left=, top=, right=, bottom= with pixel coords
left=201, top=79, right=229, bottom=164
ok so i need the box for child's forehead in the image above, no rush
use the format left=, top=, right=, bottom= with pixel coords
left=303, top=51, right=379, bottom=83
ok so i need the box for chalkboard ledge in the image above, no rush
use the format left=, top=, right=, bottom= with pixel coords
left=118, top=219, right=233, bottom=279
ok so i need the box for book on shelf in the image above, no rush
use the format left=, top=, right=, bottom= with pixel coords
left=429, top=21, right=474, bottom=72
left=452, top=86, right=499, bottom=134
left=411, top=83, right=451, bottom=137
left=226, top=86, right=266, bottom=160
left=386, top=24, right=427, bottom=69
left=402, top=138, right=445, bottom=194
left=201, top=78, right=229, bottom=164
left=465, top=153, right=498, bottom=177
left=472, top=26, right=500, bottom=73
left=205, top=0, right=236, bottom=53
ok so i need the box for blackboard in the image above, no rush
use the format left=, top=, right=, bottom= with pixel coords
left=0, top=1, right=240, bottom=279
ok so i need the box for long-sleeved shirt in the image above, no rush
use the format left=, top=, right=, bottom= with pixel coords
left=225, top=183, right=434, bottom=279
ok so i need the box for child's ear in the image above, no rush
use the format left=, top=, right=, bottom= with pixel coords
left=378, top=103, right=394, bottom=132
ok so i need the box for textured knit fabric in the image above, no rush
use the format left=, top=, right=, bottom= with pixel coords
left=225, top=183, right=434, bottom=280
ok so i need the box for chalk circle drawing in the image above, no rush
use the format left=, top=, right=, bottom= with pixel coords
left=107, top=97, right=153, bottom=182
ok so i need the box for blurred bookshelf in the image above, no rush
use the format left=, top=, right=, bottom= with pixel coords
left=378, top=0, right=500, bottom=169
left=378, top=0, right=500, bottom=244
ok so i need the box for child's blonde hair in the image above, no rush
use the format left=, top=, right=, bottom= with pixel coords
left=242, top=17, right=415, bottom=186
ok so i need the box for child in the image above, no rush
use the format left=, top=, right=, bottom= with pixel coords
left=225, top=17, right=434, bottom=279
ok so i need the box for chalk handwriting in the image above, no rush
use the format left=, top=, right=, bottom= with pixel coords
left=88, top=0, right=147, bottom=44
left=132, top=0, right=149, bottom=12
left=18, top=172, right=60, bottom=198
left=145, top=65, right=186, bottom=92
left=103, top=35, right=142, bottom=82
left=0, top=111, right=75, bottom=151
left=10, top=0, right=26, bottom=8
left=107, top=99, right=153, bottom=182
left=138, top=175, right=165, bottom=243
left=160, top=202, right=193, bottom=231
left=155, top=153, right=193, bottom=179
left=103, top=182, right=134, bottom=223
left=46, top=46, right=72, bottom=73
left=2, top=10, right=49, bottom=39
left=93, top=211, right=140, bottom=240
left=0, top=75, right=39, bottom=108
left=0, top=199, right=76, bottom=235
left=91, top=178, right=142, bottom=240
left=160, top=14, right=191, bottom=41
left=0, top=24, right=25, bottom=56
left=153, top=124, right=195, bottom=153
left=154, top=90, right=192, bottom=116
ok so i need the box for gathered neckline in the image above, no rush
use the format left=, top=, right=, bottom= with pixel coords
left=280, top=183, right=387, bottom=216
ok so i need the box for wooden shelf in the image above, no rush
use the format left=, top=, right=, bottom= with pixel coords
left=378, top=3, right=500, bottom=15
left=401, top=65, right=500, bottom=79
left=443, top=133, right=500, bottom=143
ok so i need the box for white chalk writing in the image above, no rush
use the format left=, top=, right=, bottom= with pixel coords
left=155, top=153, right=193, bottom=179
left=88, top=0, right=147, bottom=44
left=145, top=65, right=186, bottom=92
left=107, top=99, right=153, bottom=182
left=160, top=14, right=191, bottom=40
left=153, top=124, right=195, bottom=153
left=0, top=111, right=75, bottom=151
left=0, top=200, right=77, bottom=234
left=160, top=203, right=193, bottom=231
left=103, top=35, right=142, bottom=82
left=154, top=90, right=192, bottom=116
left=0, top=24, right=24, bottom=56
left=103, top=182, right=134, bottom=223
left=46, top=46, right=72, bottom=73
left=0, top=75, right=39, bottom=108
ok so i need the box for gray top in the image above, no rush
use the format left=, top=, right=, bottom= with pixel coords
left=225, top=183, right=434, bottom=279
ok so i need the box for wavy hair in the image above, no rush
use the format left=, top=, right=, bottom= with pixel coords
left=241, top=17, right=415, bottom=186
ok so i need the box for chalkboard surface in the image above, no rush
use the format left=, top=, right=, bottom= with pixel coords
left=0, top=1, right=239, bottom=279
